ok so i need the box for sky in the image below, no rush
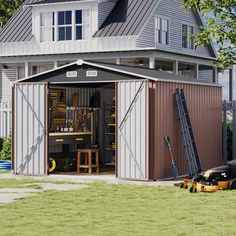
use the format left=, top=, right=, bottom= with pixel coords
left=218, top=65, right=236, bottom=100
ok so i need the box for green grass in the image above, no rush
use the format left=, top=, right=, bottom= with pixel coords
left=0, top=170, right=10, bottom=174
left=0, top=179, right=236, bottom=236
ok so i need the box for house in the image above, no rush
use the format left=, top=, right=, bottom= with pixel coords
left=0, top=0, right=222, bottom=179
left=0, top=0, right=218, bottom=103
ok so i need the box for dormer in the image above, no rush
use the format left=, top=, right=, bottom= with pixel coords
left=26, top=0, right=117, bottom=43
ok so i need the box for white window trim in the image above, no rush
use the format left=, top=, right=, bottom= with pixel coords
left=181, top=22, right=195, bottom=50
left=32, top=2, right=94, bottom=42
left=154, top=15, right=170, bottom=46
left=75, top=10, right=91, bottom=41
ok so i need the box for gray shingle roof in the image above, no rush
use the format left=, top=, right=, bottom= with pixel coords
left=94, top=0, right=158, bottom=37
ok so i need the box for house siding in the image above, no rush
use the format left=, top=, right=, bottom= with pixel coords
left=0, top=68, right=2, bottom=100
left=98, top=0, right=118, bottom=28
left=1, top=68, right=17, bottom=100
left=136, top=0, right=212, bottom=58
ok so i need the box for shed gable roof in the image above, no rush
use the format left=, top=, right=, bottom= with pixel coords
left=17, top=60, right=220, bottom=87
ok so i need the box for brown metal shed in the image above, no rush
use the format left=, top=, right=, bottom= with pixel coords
left=149, top=81, right=222, bottom=180
left=13, top=60, right=222, bottom=180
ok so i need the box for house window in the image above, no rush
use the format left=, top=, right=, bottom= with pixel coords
left=40, top=12, right=55, bottom=42
left=182, top=24, right=194, bottom=49
left=75, top=10, right=90, bottom=40
left=76, top=10, right=82, bottom=40
left=155, top=17, right=169, bottom=45
left=58, top=11, right=72, bottom=41
left=39, top=9, right=90, bottom=42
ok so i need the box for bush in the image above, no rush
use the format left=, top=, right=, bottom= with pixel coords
left=0, top=136, right=11, bottom=161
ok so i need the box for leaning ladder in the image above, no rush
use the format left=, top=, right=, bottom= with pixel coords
left=175, top=88, right=202, bottom=177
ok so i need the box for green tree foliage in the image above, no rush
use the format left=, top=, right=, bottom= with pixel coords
left=0, top=0, right=23, bottom=28
left=183, top=0, right=236, bottom=69
left=0, top=136, right=11, bottom=161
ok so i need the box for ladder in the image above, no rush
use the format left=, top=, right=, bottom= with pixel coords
left=175, top=88, right=202, bottom=177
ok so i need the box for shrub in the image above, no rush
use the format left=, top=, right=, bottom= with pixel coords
left=0, top=136, right=11, bottom=161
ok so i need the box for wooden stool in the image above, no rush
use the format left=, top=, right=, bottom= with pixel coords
left=77, top=149, right=99, bottom=174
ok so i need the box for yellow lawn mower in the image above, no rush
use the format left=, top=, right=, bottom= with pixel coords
left=181, top=160, right=236, bottom=193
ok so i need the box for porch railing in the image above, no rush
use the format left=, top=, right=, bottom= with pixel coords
left=0, top=100, right=12, bottom=138
left=0, top=36, right=137, bottom=57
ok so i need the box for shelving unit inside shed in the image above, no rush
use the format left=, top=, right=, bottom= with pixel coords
left=102, top=96, right=116, bottom=167
left=48, top=83, right=116, bottom=175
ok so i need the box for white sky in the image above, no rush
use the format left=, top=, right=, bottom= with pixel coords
left=218, top=65, right=236, bottom=100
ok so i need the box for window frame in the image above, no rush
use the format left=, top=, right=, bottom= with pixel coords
left=75, top=9, right=91, bottom=41
left=181, top=22, right=194, bottom=50
left=40, top=12, right=55, bottom=42
left=75, top=10, right=83, bottom=40
left=154, top=16, right=170, bottom=46
left=58, top=10, right=72, bottom=41
left=38, top=8, right=91, bottom=42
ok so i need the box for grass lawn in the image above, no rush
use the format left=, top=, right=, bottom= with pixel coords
left=0, top=179, right=236, bottom=236
left=0, top=170, right=10, bottom=174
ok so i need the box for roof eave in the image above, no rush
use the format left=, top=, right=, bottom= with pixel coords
left=16, top=59, right=222, bottom=88
left=24, top=0, right=97, bottom=8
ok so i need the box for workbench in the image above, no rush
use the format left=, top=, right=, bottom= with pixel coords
left=49, top=131, right=92, bottom=151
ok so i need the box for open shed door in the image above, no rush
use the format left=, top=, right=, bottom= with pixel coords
left=117, top=81, right=149, bottom=180
left=13, top=83, right=48, bottom=175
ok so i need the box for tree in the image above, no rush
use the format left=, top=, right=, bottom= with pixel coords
left=0, top=0, right=23, bottom=29
left=183, top=0, right=236, bottom=69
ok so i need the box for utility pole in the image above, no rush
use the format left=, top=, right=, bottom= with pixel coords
left=229, top=67, right=234, bottom=102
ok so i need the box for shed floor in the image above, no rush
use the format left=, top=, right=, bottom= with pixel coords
left=53, top=168, right=115, bottom=176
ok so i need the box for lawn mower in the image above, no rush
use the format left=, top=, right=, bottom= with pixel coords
left=180, top=160, right=236, bottom=193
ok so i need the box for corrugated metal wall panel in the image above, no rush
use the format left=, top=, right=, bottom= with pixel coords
left=49, top=86, right=97, bottom=153
left=117, top=80, right=149, bottom=180
left=14, top=83, right=47, bottom=175
left=2, top=68, right=17, bottom=100
left=50, top=86, right=97, bottom=107
left=149, top=81, right=222, bottom=179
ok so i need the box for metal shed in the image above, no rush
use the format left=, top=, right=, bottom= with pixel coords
left=12, top=60, right=222, bottom=180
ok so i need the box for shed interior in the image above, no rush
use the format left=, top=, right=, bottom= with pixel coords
left=48, top=82, right=116, bottom=175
